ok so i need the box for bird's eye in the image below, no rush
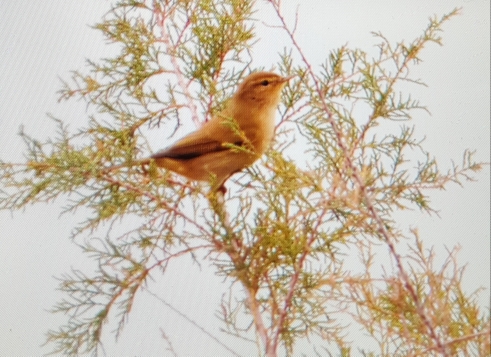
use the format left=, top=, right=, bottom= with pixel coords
left=260, top=80, right=270, bottom=86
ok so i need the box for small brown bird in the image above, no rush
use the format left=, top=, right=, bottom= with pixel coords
left=111, top=72, right=293, bottom=191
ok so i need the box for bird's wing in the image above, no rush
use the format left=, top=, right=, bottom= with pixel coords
left=151, top=133, right=242, bottom=160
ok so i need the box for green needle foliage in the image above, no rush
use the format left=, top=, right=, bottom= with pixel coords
left=0, top=1, right=488, bottom=356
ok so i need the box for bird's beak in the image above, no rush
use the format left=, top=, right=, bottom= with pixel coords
left=281, top=75, right=296, bottom=83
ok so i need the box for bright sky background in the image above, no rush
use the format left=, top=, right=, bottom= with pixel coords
left=1, top=1, right=489, bottom=355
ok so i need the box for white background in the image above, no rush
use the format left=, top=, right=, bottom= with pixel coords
left=1, top=1, right=489, bottom=355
